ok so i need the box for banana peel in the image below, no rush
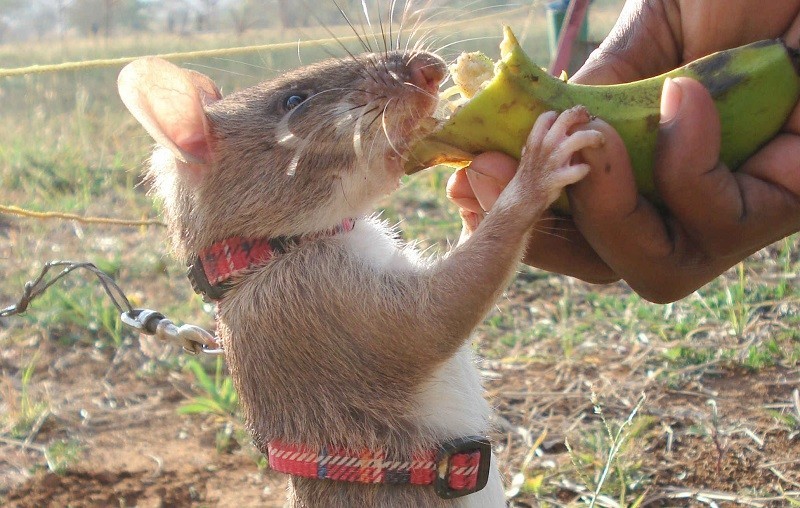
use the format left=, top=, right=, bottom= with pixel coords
left=405, top=27, right=800, bottom=213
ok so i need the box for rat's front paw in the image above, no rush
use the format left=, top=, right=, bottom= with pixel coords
left=512, top=106, right=605, bottom=208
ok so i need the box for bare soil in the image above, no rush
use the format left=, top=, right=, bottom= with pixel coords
left=1, top=330, right=797, bottom=507
left=1, top=204, right=798, bottom=507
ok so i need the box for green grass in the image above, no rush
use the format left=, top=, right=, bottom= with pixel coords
left=44, top=439, right=83, bottom=475
left=2, top=353, right=49, bottom=440
left=179, top=356, right=239, bottom=419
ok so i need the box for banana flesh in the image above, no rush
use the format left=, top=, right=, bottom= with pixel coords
left=405, top=27, right=800, bottom=213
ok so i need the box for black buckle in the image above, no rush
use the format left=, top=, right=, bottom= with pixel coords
left=186, top=257, right=229, bottom=302
left=433, top=436, right=492, bottom=499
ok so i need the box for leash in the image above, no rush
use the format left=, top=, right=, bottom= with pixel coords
left=1, top=260, right=223, bottom=355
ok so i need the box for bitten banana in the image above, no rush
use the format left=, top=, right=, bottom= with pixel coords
left=406, top=27, right=800, bottom=213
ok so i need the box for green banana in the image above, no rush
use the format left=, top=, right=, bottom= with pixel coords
left=406, top=27, right=800, bottom=213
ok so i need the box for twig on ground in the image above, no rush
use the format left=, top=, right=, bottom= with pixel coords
left=760, top=458, right=800, bottom=468
left=0, top=436, right=46, bottom=454
left=767, top=467, right=800, bottom=490
left=656, top=486, right=800, bottom=506
left=22, top=409, right=51, bottom=448
left=146, top=454, right=164, bottom=478
left=737, top=427, right=765, bottom=448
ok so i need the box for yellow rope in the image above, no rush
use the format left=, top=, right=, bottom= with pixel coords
left=0, top=6, right=529, bottom=78
left=0, top=204, right=165, bottom=227
left=0, top=38, right=359, bottom=78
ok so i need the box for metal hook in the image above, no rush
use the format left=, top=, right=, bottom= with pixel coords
left=121, top=309, right=223, bottom=355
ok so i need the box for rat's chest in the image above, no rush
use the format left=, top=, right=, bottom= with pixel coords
left=340, top=218, right=430, bottom=272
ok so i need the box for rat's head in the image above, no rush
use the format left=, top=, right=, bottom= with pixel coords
left=118, top=51, right=445, bottom=260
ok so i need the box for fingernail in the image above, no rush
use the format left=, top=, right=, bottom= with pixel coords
left=465, top=167, right=503, bottom=212
left=465, top=166, right=503, bottom=188
left=660, top=77, right=683, bottom=126
left=466, top=160, right=496, bottom=178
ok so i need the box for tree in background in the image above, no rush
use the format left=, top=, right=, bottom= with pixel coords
left=0, top=0, right=24, bottom=43
left=67, top=0, right=146, bottom=37
left=0, top=0, right=529, bottom=43
left=230, top=0, right=271, bottom=36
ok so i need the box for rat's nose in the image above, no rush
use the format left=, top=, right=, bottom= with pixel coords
left=408, top=53, right=446, bottom=94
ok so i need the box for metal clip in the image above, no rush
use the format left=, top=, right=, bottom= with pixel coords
left=121, top=309, right=223, bottom=355
left=121, top=309, right=166, bottom=335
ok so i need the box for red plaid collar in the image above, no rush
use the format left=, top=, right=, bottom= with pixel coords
left=267, top=436, right=492, bottom=499
left=187, top=218, right=356, bottom=301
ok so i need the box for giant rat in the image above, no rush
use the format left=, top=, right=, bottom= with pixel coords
left=118, top=46, right=603, bottom=507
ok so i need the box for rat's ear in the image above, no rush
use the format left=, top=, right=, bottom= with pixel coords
left=118, top=57, right=222, bottom=164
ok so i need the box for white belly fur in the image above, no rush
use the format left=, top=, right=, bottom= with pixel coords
left=343, top=217, right=505, bottom=507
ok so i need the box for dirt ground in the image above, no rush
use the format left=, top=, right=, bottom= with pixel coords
left=1, top=329, right=797, bottom=507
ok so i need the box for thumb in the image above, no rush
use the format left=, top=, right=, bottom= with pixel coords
left=653, top=76, right=733, bottom=240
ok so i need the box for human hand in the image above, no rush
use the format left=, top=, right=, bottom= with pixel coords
left=448, top=0, right=800, bottom=302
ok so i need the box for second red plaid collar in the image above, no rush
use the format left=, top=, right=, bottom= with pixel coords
left=187, top=218, right=356, bottom=301
left=267, top=436, right=492, bottom=499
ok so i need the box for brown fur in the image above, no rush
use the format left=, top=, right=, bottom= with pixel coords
left=120, top=46, right=603, bottom=507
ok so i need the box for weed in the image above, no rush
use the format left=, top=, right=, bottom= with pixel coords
left=741, top=339, right=781, bottom=370
left=725, top=263, right=752, bottom=337
left=179, top=356, right=242, bottom=453
left=215, top=421, right=239, bottom=454
left=179, top=356, right=239, bottom=419
left=766, top=409, right=800, bottom=432
left=44, top=439, right=82, bottom=475
left=2, top=354, right=49, bottom=440
left=505, top=429, right=549, bottom=501
left=255, top=455, right=269, bottom=471
left=564, top=393, right=650, bottom=507
left=662, top=345, right=715, bottom=367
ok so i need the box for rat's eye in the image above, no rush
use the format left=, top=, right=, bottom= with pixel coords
left=284, top=94, right=307, bottom=111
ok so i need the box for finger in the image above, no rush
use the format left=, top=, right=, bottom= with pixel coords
left=784, top=98, right=800, bottom=136
left=468, top=152, right=518, bottom=183
left=730, top=134, right=800, bottom=250
left=568, top=118, right=642, bottom=227
left=786, top=14, right=800, bottom=50
left=568, top=117, right=704, bottom=301
left=570, top=0, right=681, bottom=85
left=653, top=77, right=733, bottom=249
left=459, top=209, right=482, bottom=236
left=552, top=131, right=605, bottom=167
left=463, top=152, right=518, bottom=212
left=522, top=212, right=619, bottom=284
left=526, top=111, right=559, bottom=153
left=653, top=77, right=800, bottom=258
left=446, top=168, right=484, bottom=214
left=780, top=11, right=800, bottom=136
left=542, top=107, right=591, bottom=150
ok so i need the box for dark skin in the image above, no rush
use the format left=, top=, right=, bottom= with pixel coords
left=447, top=0, right=800, bottom=303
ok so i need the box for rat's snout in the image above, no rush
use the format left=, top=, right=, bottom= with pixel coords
left=407, top=53, right=447, bottom=95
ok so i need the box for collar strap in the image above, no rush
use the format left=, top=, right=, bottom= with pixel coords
left=187, top=218, right=356, bottom=301
left=267, top=436, right=492, bottom=500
